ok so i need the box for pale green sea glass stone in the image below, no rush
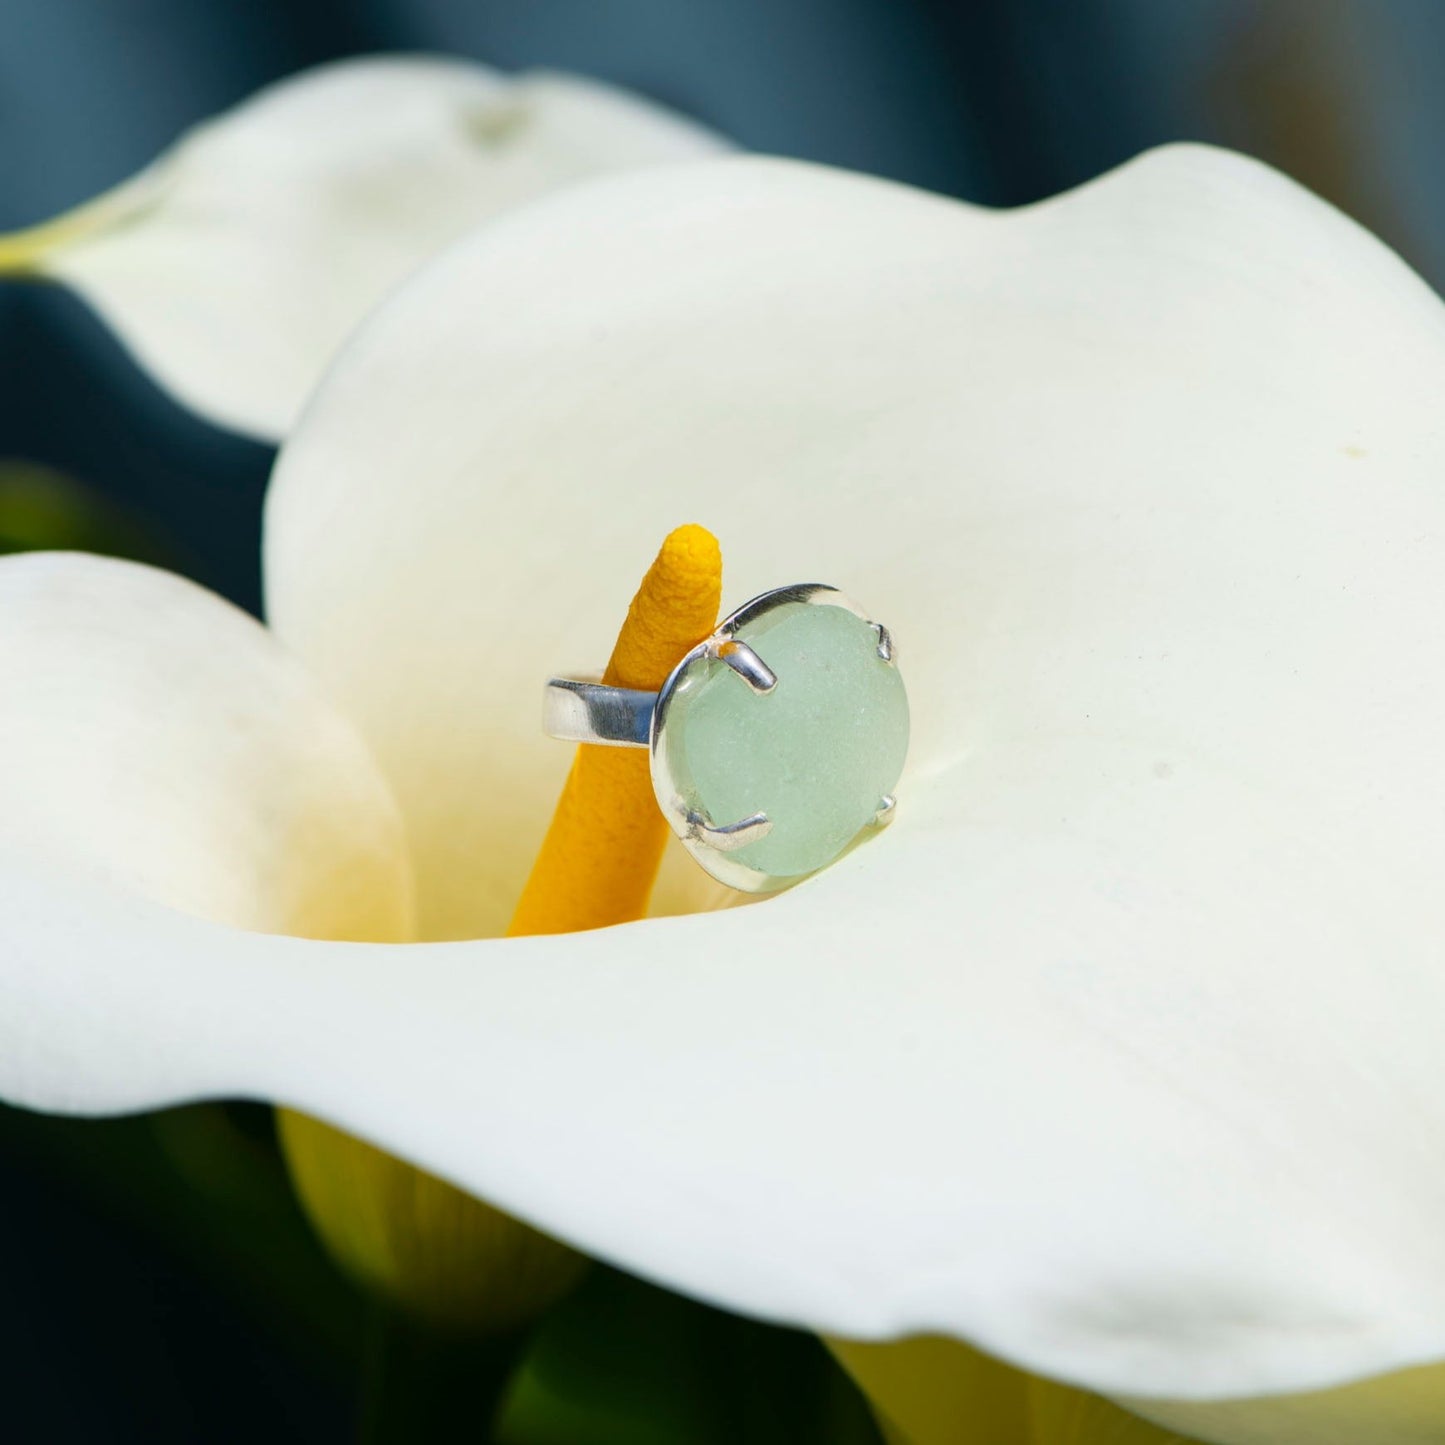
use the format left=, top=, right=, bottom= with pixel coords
left=657, top=598, right=909, bottom=888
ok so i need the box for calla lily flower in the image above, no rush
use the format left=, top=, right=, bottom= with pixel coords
left=5, top=143, right=1445, bottom=1445
left=0, top=56, right=727, bottom=440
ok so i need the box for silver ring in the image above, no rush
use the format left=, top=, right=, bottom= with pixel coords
left=544, top=583, right=909, bottom=893
left=543, top=677, right=656, bottom=748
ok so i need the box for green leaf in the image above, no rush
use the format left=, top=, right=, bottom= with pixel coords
left=0, top=1101, right=364, bottom=1374
left=497, top=1266, right=883, bottom=1445
left=0, top=460, right=175, bottom=563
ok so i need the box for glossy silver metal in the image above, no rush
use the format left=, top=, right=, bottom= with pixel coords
left=872, top=794, right=897, bottom=827
left=545, top=582, right=894, bottom=894
left=543, top=675, right=654, bottom=747
left=682, top=806, right=774, bottom=852
left=712, top=639, right=777, bottom=693
left=542, top=587, right=849, bottom=748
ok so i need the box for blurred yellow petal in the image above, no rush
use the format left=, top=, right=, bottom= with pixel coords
left=835, top=1337, right=1198, bottom=1444
left=837, top=1334, right=1445, bottom=1445
left=277, top=1112, right=585, bottom=1332
left=830, top=1336, right=1031, bottom=1445
left=1125, top=1362, right=1445, bottom=1445
left=1029, top=1380, right=1196, bottom=1444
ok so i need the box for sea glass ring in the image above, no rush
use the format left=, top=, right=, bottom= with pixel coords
left=544, top=584, right=909, bottom=892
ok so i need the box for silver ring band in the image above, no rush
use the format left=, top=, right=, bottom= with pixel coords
left=544, top=675, right=656, bottom=747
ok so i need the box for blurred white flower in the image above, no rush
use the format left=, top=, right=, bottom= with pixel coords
left=0, top=55, right=728, bottom=438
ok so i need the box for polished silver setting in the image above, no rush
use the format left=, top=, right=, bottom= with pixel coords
left=545, top=582, right=892, bottom=893
left=872, top=794, right=897, bottom=827
left=711, top=639, right=777, bottom=693
left=681, top=805, right=774, bottom=852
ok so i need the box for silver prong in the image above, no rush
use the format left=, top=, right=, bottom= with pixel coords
left=872, top=795, right=897, bottom=827
left=871, top=622, right=895, bottom=664
left=685, top=807, right=773, bottom=852
left=713, top=639, right=778, bottom=693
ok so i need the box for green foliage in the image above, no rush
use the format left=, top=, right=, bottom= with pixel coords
left=499, top=1266, right=884, bottom=1445
left=0, top=460, right=175, bottom=563
left=0, top=1100, right=883, bottom=1442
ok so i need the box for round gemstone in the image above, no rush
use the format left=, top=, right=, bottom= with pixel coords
left=657, top=598, right=909, bottom=886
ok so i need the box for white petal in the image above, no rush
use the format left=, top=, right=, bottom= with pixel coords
left=25, top=57, right=728, bottom=439
left=11, top=143, right=1445, bottom=1431
left=259, top=144, right=1445, bottom=1405
left=0, top=551, right=411, bottom=962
